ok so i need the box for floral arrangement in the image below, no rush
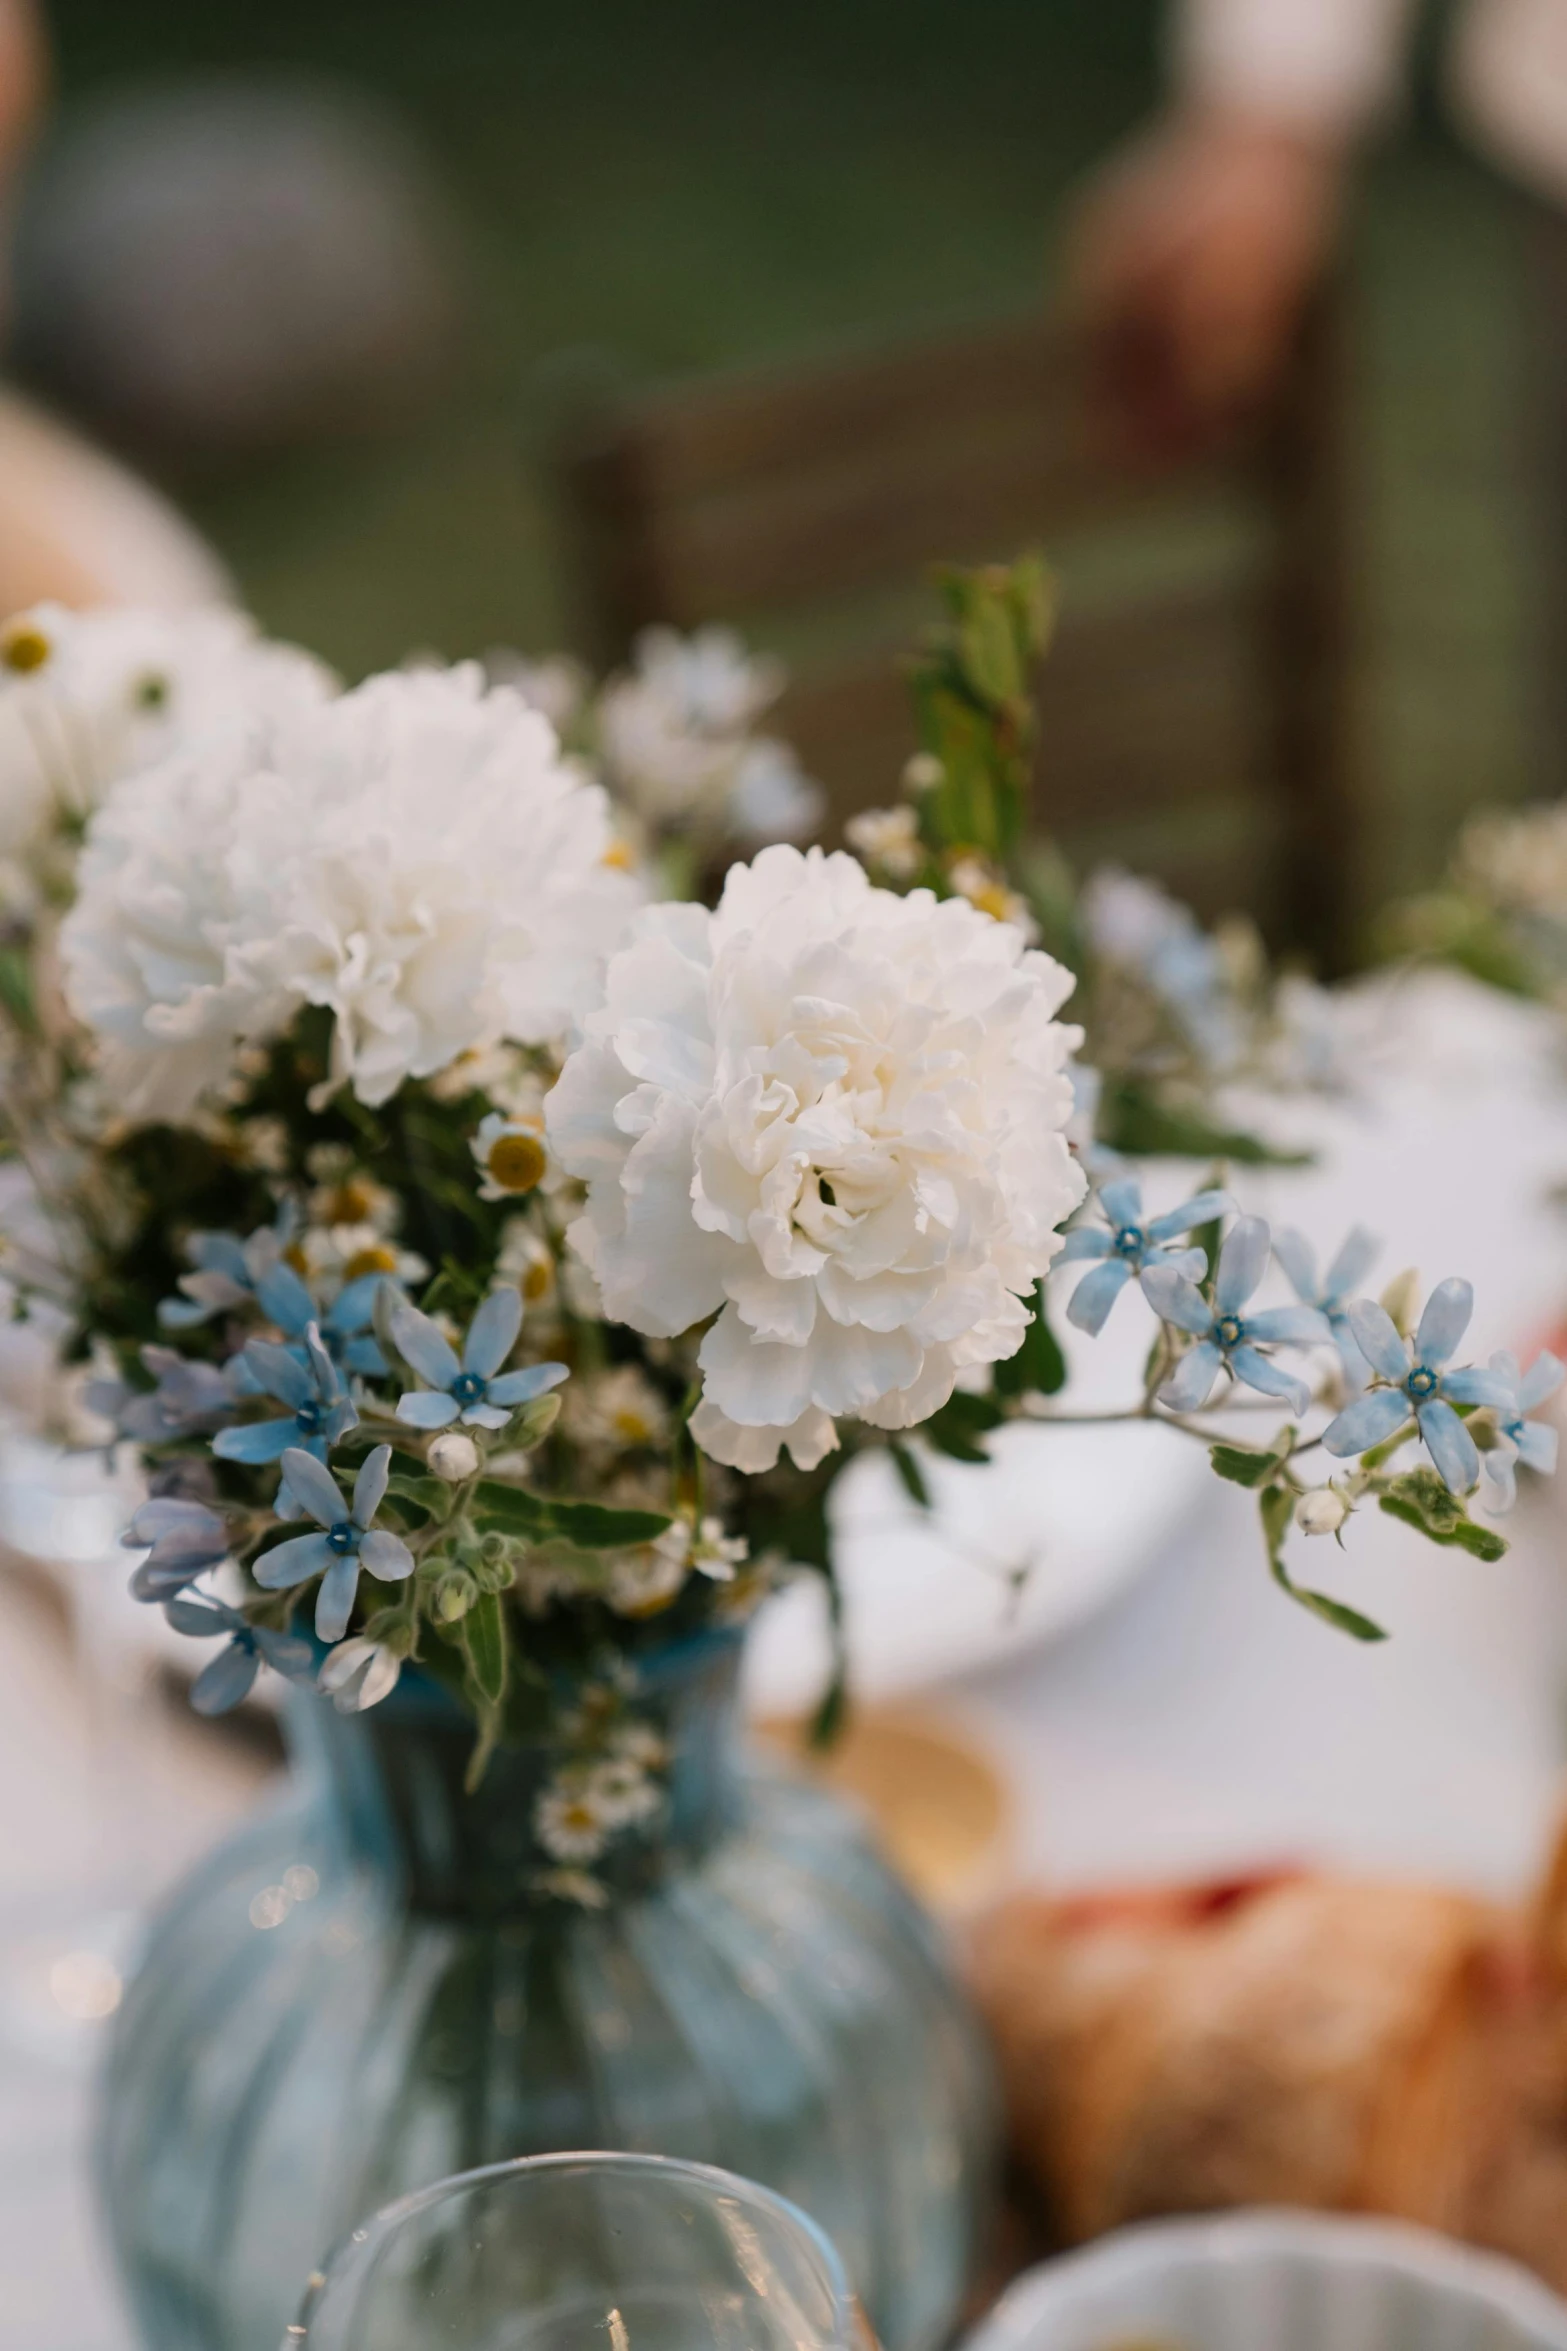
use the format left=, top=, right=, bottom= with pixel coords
left=0, top=561, right=1557, bottom=1900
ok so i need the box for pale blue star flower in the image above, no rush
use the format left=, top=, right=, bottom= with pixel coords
left=1059, top=1170, right=1230, bottom=1336
left=253, top=1256, right=389, bottom=1376
left=162, top=1592, right=316, bottom=1715
left=86, top=1343, right=248, bottom=1444
left=393, top=1288, right=567, bottom=1431
left=1272, top=1224, right=1381, bottom=1389
left=1480, top=1348, right=1564, bottom=1512
left=122, top=1496, right=230, bottom=1602
left=1142, top=1214, right=1332, bottom=1415
left=1321, top=1279, right=1513, bottom=1494
left=253, top=1444, right=413, bottom=1644
left=156, top=1208, right=297, bottom=1331
left=211, top=1323, right=358, bottom=1468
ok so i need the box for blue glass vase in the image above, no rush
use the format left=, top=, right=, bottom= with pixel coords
left=97, top=1631, right=996, bottom=2351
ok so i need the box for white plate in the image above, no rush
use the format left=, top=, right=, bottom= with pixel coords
left=965, top=2211, right=1567, bottom=2351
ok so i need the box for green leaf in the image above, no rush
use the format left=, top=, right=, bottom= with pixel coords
left=920, top=1388, right=1004, bottom=1464
left=473, top=1480, right=672, bottom=1549
left=384, top=1473, right=451, bottom=1525
left=461, top=1591, right=508, bottom=1708
left=1259, top=1480, right=1387, bottom=1642
left=958, top=594, right=1023, bottom=708
left=996, top=1282, right=1066, bottom=1398
left=1378, top=1470, right=1507, bottom=1562
left=889, top=1441, right=931, bottom=1509
left=1210, top=1442, right=1282, bottom=1488
left=1098, top=1078, right=1312, bottom=1168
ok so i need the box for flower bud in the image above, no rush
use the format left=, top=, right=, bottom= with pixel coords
left=433, top=1570, right=479, bottom=1623
left=428, top=1430, right=481, bottom=1482
left=1297, top=1486, right=1349, bottom=1537
left=1379, top=1268, right=1420, bottom=1339
left=474, top=1543, right=518, bottom=1595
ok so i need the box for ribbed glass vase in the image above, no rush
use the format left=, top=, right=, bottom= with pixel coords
left=97, top=1632, right=995, bottom=2351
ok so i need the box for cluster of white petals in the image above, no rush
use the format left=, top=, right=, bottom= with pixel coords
left=597, top=626, right=823, bottom=847
left=61, top=664, right=642, bottom=1117
left=0, top=603, right=334, bottom=857
left=548, top=845, right=1085, bottom=1470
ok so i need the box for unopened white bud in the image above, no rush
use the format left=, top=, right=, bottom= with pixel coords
left=1297, top=1486, right=1349, bottom=1537
left=428, top=1430, right=481, bottom=1482
left=1379, top=1268, right=1420, bottom=1339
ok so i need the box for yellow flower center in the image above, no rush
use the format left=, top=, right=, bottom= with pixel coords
left=971, top=882, right=1015, bottom=922
left=601, top=838, right=636, bottom=871
left=2, top=624, right=51, bottom=674
left=521, top=1258, right=552, bottom=1303
left=283, top=1243, right=310, bottom=1276
left=323, top=1178, right=376, bottom=1223
left=344, top=1243, right=399, bottom=1280
left=611, top=1408, right=656, bottom=1445
left=487, top=1130, right=547, bottom=1194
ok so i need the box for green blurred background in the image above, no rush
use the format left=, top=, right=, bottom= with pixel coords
left=37, top=0, right=1548, bottom=905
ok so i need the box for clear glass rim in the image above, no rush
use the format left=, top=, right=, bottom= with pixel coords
left=283, top=2149, right=859, bottom=2347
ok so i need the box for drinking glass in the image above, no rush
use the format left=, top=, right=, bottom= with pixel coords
left=283, top=2150, right=871, bottom=2351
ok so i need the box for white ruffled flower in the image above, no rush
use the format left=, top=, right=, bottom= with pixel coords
left=60, top=663, right=643, bottom=1118
left=548, top=844, right=1085, bottom=1472
left=0, top=602, right=333, bottom=857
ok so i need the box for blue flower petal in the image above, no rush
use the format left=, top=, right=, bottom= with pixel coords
left=461, top=1401, right=511, bottom=1430
left=390, top=1302, right=461, bottom=1391
left=1066, top=1257, right=1132, bottom=1335
left=251, top=1627, right=317, bottom=1680
left=1483, top=1449, right=1519, bottom=1513
left=1517, top=1422, right=1559, bottom=1474
left=1438, top=1366, right=1514, bottom=1409
left=253, top=1528, right=336, bottom=1589
left=1159, top=1339, right=1223, bottom=1412
left=212, top=1418, right=297, bottom=1464
left=315, top=1555, right=360, bottom=1644
left=397, top=1390, right=460, bottom=1429
left=352, top=1443, right=392, bottom=1528
left=190, top=1641, right=262, bottom=1716
left=164, top=1593, right=244, bottom=1639
left=130, top=1553, right=214, bottom=1601
left=463, top=1286, right=524, bottom=1380
left=190, top=1233, right=251, bottom=1283
left=1098, top=1176, right=1143, bottom=1229
left=1058, top=1228, right=1112, bottom=1263
left=1322, top=1225, right=1380, bottom=1303
left=255, top=1260, right=318, bottom=1339
left=342, top=1336, right=388, bottom=1376
left=157, top=1297, right=217, bottom=1330
left=1322, top=1386, right=1410, bottom=1458
left=360, top=1528, right=414, bottom=1581
left=1270, top=1227, right=1318, bottom=1303
left=1417, top=1395, right=1479, bottom=1493
left=1522, top=1351, right=1566, bottom=1411
left=484, top=1362, right=569, bottom=1407
left=1228, top=1344, right=1310, bottom=1417
left=277, top=1446, right=349, bottom=1531
left=1414, top=1278, right=1473, bottom=1370
left=327, top=1274, right=384, bottom=1334
left=1214, top=1216, right=1270, bottom=1315
left=1243, top=1305, right=1333, bottom=1347
left=1140, top=1263, right=1214, bottom=1336
left=241, top=1339, right=314, bottom=1411
left=1146, top=1189, right=1230, bottom=1243
left=1345, top=1301, right=1410, bottom=1386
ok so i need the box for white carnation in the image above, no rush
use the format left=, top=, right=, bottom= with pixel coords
left=61, top=663, right=643, bottom=1118
left=0, top=602, right=333, bottom=856
left=547, top=844, right=1086, bottom=1472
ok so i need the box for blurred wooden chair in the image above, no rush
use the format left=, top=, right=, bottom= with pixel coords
left=554, top=294, right=1357, bottom=965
